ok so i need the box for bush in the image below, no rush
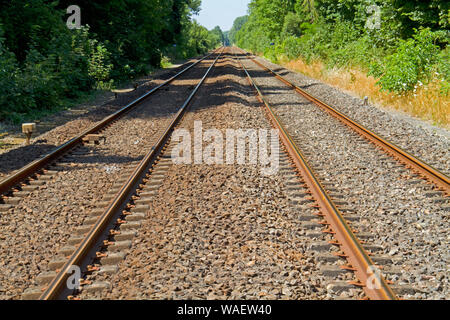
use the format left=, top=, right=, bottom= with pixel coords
left=0, top=30, right=22, bottom=120
left=282, top=12, right=303, bottom=37
left=0, top=23, right=115, bottom=122
left=369, top=28, right=440, bottom=93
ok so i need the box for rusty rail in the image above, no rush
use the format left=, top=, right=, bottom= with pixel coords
left=39, top=48, right=224, bottom=300
left=0, top=48, right=221, bottom=196
left=239, top=49, right=449, bottom=195
left=234, top=50, right=398, bottom=300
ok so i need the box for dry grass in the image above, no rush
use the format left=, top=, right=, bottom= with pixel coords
left=281, top=57, right=450, bottom=128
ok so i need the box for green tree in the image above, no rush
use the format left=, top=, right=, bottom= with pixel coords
left=229, top=15, right=249, bottom=44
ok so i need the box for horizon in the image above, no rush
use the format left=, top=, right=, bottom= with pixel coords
left=195, top=0, right=250, bottom=31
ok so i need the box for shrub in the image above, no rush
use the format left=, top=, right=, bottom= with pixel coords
left=282, top=12, right=303, bottom=37
left=0, top=26, right=21, bottom=119
left=369, top=28, right=440, bottom=93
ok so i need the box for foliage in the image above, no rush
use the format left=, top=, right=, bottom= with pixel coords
left=282, top=12, right=303, bottom=37
left=369, top=28, right=440, bottom=93
left=229, top=16, right=249, bottom=44
left=0, top=0, right=217, bottom=123
left=234, top=0, right=448, bottom=96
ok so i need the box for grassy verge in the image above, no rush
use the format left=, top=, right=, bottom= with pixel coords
left=279, top=57, right=449, bottom=128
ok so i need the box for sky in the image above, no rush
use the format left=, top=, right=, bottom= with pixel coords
left=195, top=0, right=251, bottom=31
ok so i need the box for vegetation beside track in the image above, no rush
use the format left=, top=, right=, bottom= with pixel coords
left=0, top=0, right=225, bottom=124
left=231, top=0, right=449, bottom=126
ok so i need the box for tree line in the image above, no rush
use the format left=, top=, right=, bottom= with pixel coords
left=230, top=0, right=449, bottom=95
left=0, top=0, right=224, bottom=123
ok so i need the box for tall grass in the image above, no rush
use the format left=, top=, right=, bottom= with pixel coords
left=281, top=57, right=449, bottom=127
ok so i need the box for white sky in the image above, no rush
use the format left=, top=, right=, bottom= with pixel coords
left=195, top=0, right=251, bottom=31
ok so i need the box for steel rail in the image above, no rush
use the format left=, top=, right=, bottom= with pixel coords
left=38, top=48, right=224, bottom=300
left=0, top=48, right=221, bottom=196
left=234, top=51, right=398, bottom=300
left=239, top=49, right=449, bottom=195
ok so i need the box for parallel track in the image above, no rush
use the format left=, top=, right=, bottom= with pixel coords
left=233, top=50, right=398, bottom=300
left=0, top=48, right=221, bottom=197
left=3, top=46, right=446, bottom=300
left=38, top=48, right=224, bottom=300
left=238, top=49, right=450, bottom=195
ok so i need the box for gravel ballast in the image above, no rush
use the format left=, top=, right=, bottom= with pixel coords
left=242, top=54, right=448, bottom=300
left=253, top=55, right=450, bottom=176
left=78, top=52, right=340, bottom=300
left=0, top=54, right=221, bottom=300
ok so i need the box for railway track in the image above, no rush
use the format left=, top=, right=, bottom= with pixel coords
left=28, top=48, right=225, bottom=300
left=19, top=49, right=225, bottom=300
left=0, top=49, right=221, bottom=198
left=234, top=47, right=449, bottom=299
left=0, top=46, right=447, bottom=300
left=0, top=48, right=223, bottom=299
left=238, top=49, right=449, bottom=195
left=233, top=50, right=396, bottom=300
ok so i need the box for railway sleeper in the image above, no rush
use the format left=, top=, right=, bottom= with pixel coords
left=74, top=225, right=93, bottom=235
left=340, top=214, right=360, bottom=222
left=67, top=235, right=85, bottom=246
left=301, top=221, right=323, bottom=230
left=119, top=221, right=141, bottom=231
left=146, top=179, right=165, bottom=186
left=391, top=285, right=420, bottom=296
left=58, top=245, right=77, bottom=256
left=126, top=212, right=146, bottom=222
left=82, top=281, right=111, bottom=293
left=107, top=240, right=132, bottom=252
left=138, top=190, right=158, bottom=198
left=48, top=257, right=67, bottom=271
left=100, top=252, right=127, bottom=265
left=310, top=241, right=333, bottom=251
left=20, top=185, right=40, bottom=192
left=134, top=198, right=155, bottom=206
left=289, top=198, right=315, bottom=206
left=28, top=180, right=46, bottom=186
left=298, top=214, right=318, bottom=222
left=305, top=231, right=323, bottom=239
left=84, top=216, right=101, bottom=225
left=3, top=197, right=21, bottom=205
left=316, top=253, right=340, bottom=263
left=13, top=191, right=30, bottom=197
left=90, top=208, right=105, bottom=217
left=102, top=193, right=118, bottom=202
left=113, top=231, right=136, bottom=242
left=326, top=281, right=358, bottom=294
left=320, top=266, right=352, bottom=277
left=22, top=286, right=47, bottom=300
left=36, top=271, right=57, bottom=285
left=0, top=204, right=12, bottom=212
left=38, top=175, right=54, bottom=181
